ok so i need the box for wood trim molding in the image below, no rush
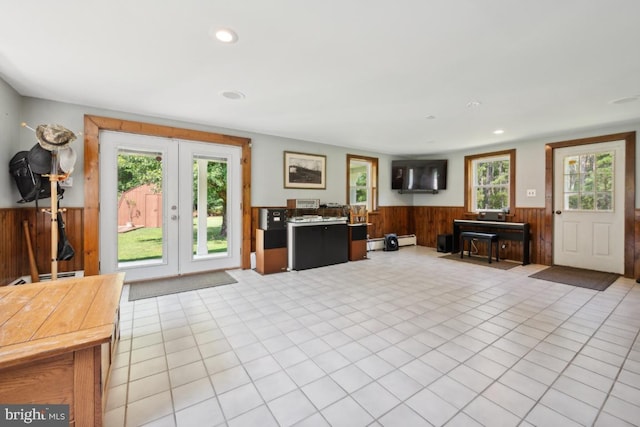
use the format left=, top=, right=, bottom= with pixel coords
left=83, top=115, right=252, bottom=276
left=544, top=131, right=636, bottom=278
left=346, top=154, right=379, bottom=211
left=463, top=149, right=516, bottom=213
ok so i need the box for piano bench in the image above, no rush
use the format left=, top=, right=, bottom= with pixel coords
left=460, top=232, right=499, bottom=264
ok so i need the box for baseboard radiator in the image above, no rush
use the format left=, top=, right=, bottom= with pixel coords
left=8, top=271, right=84, bottom=286
left=367, top=234, right=417, bottom=251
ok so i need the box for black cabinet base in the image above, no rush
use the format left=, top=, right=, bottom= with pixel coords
left=290, top=223, right=348, bottom=270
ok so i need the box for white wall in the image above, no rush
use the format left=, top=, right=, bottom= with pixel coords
left=0, top=79, right=24, bottom=206
left=409, top=120, right=640, bottom=209
left=249, top=133, right=404, bottom=207
left=10, top=96, right=406, bottom=208
left=3, top=90, right=640, bottom=210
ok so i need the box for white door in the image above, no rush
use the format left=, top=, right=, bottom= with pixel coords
left=553, top=140, right=625, bottom=274
left=100, top=131, right=242, bottom=281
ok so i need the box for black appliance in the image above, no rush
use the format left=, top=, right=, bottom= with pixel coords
left=391, top=159, right=447, bottom=193
left=383, top=233, right=399, bottom=251
left=437, top=234, right=453, bottom=253
left=259, top=208, right=288, bottom=230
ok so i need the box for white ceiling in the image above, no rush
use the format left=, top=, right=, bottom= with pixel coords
left=1, top=0, right=639, bottom=155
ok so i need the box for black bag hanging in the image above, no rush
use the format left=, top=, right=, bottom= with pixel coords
left=57, top=211, right=75, bottom=261
left=9, top=151, right=50, bottom=203
left=9, top=145, right=64, bottom=204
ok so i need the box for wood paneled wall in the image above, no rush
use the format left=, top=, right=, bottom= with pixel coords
left=0, top=204, right=635, bottom=284
left=1, top=207, right=83, bottom=285
left=407, top=206, right=547, bottom=264
left=251, top=205, right=552, bottom=267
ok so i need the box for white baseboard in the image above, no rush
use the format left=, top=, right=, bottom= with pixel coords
left=8, top=270, right=84, bottom=286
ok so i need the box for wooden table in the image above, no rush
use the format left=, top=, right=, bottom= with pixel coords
left=0, top=273, right=124, bottom=427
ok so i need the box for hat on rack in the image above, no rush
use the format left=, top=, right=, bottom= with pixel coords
left=35, top=124, right=77, bottom=151
left=27, top=143, right=52, bottom=174
left=58, top=146, right=77, bottom=174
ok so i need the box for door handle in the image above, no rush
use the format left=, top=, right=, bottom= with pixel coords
left=171, top=215, right=178, bottom=220
left=555, top=210, right=562, bottom=215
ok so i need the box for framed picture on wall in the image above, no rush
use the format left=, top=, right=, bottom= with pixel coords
left=284, top=151, right=326, bottom=189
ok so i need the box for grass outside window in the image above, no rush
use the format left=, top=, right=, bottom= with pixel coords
left=118, top=216, right=227, bottom=262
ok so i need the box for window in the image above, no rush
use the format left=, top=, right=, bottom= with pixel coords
left=563, top=151, right=614, bottom=211
left=346, top=154, right=378, bottom=211
left=465, top=149, right=515, bottom=212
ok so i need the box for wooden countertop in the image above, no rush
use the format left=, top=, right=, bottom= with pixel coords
left=0, top=273, right=124, bottom=370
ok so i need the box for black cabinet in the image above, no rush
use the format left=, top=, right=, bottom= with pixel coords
left=289, top=223, right=348, bottom=270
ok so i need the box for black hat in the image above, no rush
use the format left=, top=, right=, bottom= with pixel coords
left=27, top=143, right=52, bottom=174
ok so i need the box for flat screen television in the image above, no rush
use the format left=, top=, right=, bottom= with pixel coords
left=392, top=159, right=447, bottom=193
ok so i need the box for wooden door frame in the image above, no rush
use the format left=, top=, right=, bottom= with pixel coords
left=544, top=131, right=635, bottom=277
left=83, top=115, right=252, bottom=276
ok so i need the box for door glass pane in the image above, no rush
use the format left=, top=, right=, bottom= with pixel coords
left=564, top=175, right=579, bottom=192
left=117, top=149, right=164, bottom=264
left=192, top=156, right=228, bottom=259
left=563, top=151, right=614, bottom=211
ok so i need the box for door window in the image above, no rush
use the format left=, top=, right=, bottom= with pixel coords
left=117, top=149, right=165, bottom=264
left=563, top=151, right=614, bottom=211
left=191, top=156, right=228, bottom=258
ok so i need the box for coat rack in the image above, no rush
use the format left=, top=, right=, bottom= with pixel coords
left=21, top=123, right=77, bottom=281
left=47, top=150, right=61, bottom=279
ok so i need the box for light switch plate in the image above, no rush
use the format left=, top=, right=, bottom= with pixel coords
left=526, top=189, right=536, bottom=197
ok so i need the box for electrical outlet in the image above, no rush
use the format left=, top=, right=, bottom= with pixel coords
left=526, top=189, right=536, bottom=197
left=60, top=176, right=73, bottom=187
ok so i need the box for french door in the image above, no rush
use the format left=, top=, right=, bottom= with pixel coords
left=553, top=140, right=625, bottom=274
left=99, top=131, right=242, bottom=281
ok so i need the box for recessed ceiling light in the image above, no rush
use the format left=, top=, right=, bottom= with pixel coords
left=466, top=100, right=482, bottom=108
left=213, top=28, right=238, bottom=43
left=221, top=90, right=245, bottom=100
left=609, top=95, right=639, bottom=105
left=493, top=129, right=505, bottom=135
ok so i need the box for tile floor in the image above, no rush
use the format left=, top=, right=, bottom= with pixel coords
left=104, top=246, right=640, bottom=427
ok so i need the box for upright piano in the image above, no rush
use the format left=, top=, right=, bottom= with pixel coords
left=453, top=219, right=531, bottom=265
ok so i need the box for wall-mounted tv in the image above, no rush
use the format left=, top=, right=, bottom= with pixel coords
left=392, top=159, right=447, bottom=193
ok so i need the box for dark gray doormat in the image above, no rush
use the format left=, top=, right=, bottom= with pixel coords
left=128, top=271, right=237, bottom=301
left=529, top=265, right=619, bottom=291
left=440, top=253, right=519, bottom=270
